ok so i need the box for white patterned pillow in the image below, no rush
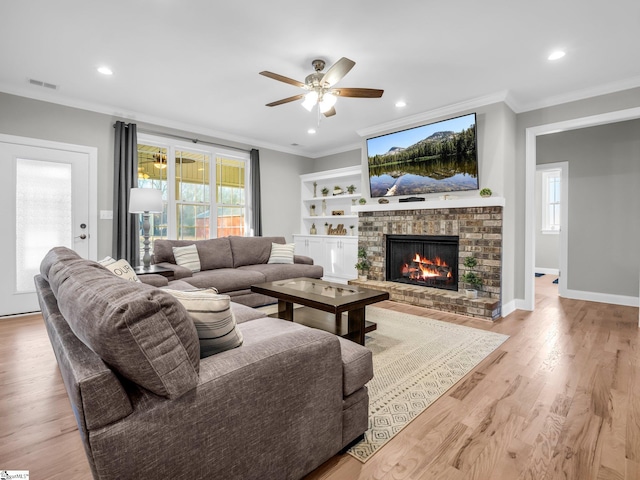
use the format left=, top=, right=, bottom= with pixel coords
left=267, top=243, right=295, bottom=264
left=172, top=244, right=201, bottom=272
left=99, top=257, right=141, bottom=282
left=165, top=288, right=243, bottom=358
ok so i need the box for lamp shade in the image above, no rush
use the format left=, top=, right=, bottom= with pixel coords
left=129, top=188, right=163, bottom=213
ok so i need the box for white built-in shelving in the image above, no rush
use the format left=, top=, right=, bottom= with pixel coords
left=294, top=166, right=362, bottom=283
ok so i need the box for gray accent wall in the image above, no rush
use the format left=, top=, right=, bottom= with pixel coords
left=311, top=149, right=361, bottom=172
left=0, top=92, right=313, bottom=258
left=516, top=87, right=640, bottom=300
left=537, top=120, right=640, bottom=296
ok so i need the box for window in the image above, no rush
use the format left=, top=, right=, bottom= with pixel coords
left=136, top=135, right=250, bottom=253
left=541, top=169, right=561, bottom=233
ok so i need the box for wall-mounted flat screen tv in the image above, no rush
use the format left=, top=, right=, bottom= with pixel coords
left=366, top=113, right=478, bottom=197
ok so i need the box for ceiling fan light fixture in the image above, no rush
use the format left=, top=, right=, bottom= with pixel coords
left=153, top=150, right=168, bottom=169
left=302, top=91, right=318, bottom=111
left=319, top=92, right=337, bottom=113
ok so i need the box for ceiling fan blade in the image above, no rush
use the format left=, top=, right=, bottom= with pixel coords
left=333, top=88, right=384, bottom=98
left=323, top=107, right=337, bottom=117
left=265, top=93, right=305, bottom=107
left=259, top=71, right=305, bottom=88
left=321, top=57, right=356, bottom=87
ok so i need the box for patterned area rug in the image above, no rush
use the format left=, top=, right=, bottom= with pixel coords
left=348, top=306, right=509, bottom=462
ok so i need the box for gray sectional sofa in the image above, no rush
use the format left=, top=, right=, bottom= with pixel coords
left=150, top=236, right=323, bottom=307
left=35, top=246, right=373, bottom=480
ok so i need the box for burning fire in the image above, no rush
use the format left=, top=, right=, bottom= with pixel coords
left=401, top=253, right=452, bottom=280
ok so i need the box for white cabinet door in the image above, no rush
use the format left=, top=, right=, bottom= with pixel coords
left=324, top=237, right=357, bottom=282
left=294, top=235, right=324, bottom=266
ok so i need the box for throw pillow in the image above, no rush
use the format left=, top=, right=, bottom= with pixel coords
left=172, top=244, right=201, bottom=272
left=267, top=243, right=295, bottom=264
left=165, top=288, right=243, bottom=358
left=97, top=256, right=117, bottom=267
left=99, top=258, right=141, bottom=282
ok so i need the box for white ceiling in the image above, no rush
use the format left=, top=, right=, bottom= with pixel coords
left=1, top=0, right=639, bottom=157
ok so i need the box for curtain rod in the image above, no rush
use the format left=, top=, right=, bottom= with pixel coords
left=115, top=123, right=251, bottom=153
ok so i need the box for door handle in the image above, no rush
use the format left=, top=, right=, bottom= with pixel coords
left=75, top=234, right=87, bottom=240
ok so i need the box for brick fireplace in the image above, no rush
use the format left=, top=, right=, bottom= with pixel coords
left=350, top=198, right=503, bottom=321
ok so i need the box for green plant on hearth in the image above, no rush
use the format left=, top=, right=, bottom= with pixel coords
left=479, top=188, right=492, bottom=197
left=461, top=256, right=482, bottom=289
left=346, top=184, right=356, bottom=194
left=354, top=247, right=371, bottom=273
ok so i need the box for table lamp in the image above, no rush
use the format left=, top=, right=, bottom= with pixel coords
left=129, top=188, right=163, bottom=269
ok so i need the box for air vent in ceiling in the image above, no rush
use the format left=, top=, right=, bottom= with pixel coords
left=28, top=78, right=58, bottom=90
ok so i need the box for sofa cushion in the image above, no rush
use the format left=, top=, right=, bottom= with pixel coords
left=239, top=263, right=323, bottom=283
left=154, top=238, right=233, bottom=270
left=267, top=243, right=295, bottom=264
left=337, top=337, right=374, bottom=396
left=172, top=244, right=201, bottom=272
left=177, top=268, right=267, bottom=293
left=230, top=301, right=267, bottom=324
left=228, top=236, right=286, bottom=267
left=165, top=289, right=243, bottom=358
left=40, top=247, right=200, bottom=399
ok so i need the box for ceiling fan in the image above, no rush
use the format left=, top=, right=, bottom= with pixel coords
left=259, top=57, right=383, bottom=117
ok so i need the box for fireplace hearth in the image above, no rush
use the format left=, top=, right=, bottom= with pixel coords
left=386, top=235, right=459, bottom=291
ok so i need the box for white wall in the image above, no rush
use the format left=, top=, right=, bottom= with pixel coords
left=0, top=92, right=313, bottom=257
left=534, top=170, right=560, bottom=271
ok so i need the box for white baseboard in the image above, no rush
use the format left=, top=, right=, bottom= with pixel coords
left=501, top=300, right=518, bottom=317
left=562, top=289, right=639, bottom=307
left=535, top=267, right=559, bottom=275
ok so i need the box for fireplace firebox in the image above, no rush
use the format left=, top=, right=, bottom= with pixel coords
left=386, top=235, right=459, bottom=291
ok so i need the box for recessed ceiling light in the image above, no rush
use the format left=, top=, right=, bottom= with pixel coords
left=395, top=101, right=407, bottom=108
left=97, top=66, right=113, bottom=75
left=307, top=128, right=316, bottom=134
left=548, top=51, right=566, bottom=61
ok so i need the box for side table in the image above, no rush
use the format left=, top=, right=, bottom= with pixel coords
left=134, top=265, right=173, bottom=278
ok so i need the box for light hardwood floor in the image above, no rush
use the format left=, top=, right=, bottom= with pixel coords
left=1, top=276, right=639, bottom=479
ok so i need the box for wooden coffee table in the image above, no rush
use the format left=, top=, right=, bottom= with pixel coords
left=251, top=277, right=389, bottom=345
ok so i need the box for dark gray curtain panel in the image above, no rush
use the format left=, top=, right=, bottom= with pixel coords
left=250, top=148, right=262, bottom=236
left=112, top=121, right=139, bottom=264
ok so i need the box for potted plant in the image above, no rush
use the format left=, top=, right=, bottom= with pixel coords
left=479, top=188, right=492, bottom=198
left=354, top=247, right=371, bottom=281
left=346, top=184, right=356, bottom=194
left=321, top=187, right=329, bottom=197
left=460, top=256, right=482, bottom=298
left=358, top=197, right=367, bottom=205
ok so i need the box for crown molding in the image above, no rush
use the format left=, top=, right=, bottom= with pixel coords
left=514, top=75, right=640, bottom=113
left=356, top=91, right=511, bottom=138
left=0, top=84, right=308, bottom=157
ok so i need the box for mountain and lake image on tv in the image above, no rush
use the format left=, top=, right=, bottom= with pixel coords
left=366, top=113, right=478, bottom=197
